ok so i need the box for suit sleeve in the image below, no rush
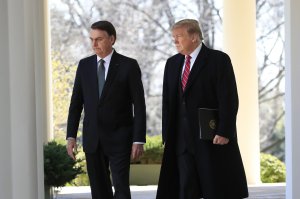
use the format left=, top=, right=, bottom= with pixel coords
left=216, top=54, right=239, bottom=139
left=129, top=60, right=146, bottom=143
left=66, top=61, right=84, bottom=139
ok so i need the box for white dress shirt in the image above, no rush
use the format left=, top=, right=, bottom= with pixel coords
left=181, top=43, right=202, bottom=76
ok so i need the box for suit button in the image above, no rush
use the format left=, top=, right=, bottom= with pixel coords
left=182, top=101, right=186, bottom=105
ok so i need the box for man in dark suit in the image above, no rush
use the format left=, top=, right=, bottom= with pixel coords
left=156, top=19, right=249, bottom=199
left=66, top=21, right=146, bottom=199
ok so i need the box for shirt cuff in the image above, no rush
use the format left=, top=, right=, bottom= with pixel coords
left=133, top=142, right=145, bottom=144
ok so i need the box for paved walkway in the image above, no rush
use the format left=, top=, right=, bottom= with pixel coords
left=56, top=183, right=285, bottom=199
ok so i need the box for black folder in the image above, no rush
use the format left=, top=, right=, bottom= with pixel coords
left=198, top=108, right=219, bottom=140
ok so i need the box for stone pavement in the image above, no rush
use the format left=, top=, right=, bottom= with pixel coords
left=56, top=186, right=156, bottom=199
left=56, top=183, right=285, bottom=199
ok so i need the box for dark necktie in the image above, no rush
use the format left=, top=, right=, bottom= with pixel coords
left=98, top=59, right=105, bottom=98
left=182, top=55, right=191, bottom=91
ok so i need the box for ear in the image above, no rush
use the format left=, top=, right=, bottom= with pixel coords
left=192, top=33, right=200, bottom=43
left=190, top=33, right=197, bottom=42
left=110, top=35, right=116, bottom=45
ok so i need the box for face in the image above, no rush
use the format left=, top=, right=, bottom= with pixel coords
left=172, top=27, right=197, bottom=55
left=89, top=29, right=115, bottom=58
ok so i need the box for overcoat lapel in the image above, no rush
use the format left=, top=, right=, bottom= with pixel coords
left=170, top=55, right=185, bottom=98
left=183, top=44, right=209, bottom=94
left=99, top=51, right=120, bottom=103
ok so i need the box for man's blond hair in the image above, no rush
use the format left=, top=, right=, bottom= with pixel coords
left=172, top=19, right=203, bottom=41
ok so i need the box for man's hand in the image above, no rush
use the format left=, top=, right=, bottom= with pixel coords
left=66, top=138, right=77, bottom=160
left=213, top=135, right=229, bottom=145
left=131, top=144, right=144, bottom=161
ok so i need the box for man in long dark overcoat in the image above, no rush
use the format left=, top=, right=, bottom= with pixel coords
left=156, top=19, right=249, bottom=199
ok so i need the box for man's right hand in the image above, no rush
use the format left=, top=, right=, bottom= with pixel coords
left=66, top=138, right=77, bottom=160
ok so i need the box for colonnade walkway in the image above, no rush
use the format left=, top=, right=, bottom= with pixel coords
left=56, top=183, right=285, bottom=199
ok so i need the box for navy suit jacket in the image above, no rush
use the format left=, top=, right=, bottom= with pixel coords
left=67, top=51, right=146, bottom=153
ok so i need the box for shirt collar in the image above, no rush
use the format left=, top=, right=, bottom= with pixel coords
left=97, top=49, right=114, bottom=63
left=189, top=42, right=202, bottom=60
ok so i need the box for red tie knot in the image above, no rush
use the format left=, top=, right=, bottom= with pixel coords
left=186, top=55, right=191, bottom=61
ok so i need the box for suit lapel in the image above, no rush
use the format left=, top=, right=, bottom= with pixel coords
left=170, top=54, right=185, bottom=96
left=99, top=51, right=120, bottom=103
left=88, top=55, right=99, bottom=100
left=183, top=44, right=209, bottom=94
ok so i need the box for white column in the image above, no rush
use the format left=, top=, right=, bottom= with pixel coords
left=0, top=0, right=50, bottom=198
left=285, top=0, right=300, bottom=198
left=0, top=0, right=13, bottom=198
left=223, top=0, right=261, bottom=184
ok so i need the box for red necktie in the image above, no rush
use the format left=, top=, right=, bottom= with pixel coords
left=182, top=55, right=191, bottom=91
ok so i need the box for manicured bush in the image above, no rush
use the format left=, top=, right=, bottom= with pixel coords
left=260, top=153, right=286, bottom=183
left=44, top=141, right=84, bottom=187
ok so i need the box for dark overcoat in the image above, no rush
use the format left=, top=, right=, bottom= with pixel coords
left=156, top=44, right=249, bottom=199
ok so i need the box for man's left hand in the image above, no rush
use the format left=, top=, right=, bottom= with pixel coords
left=131, top=144, right=144, bottom=160
left=213, top=135, right=229, bottom=145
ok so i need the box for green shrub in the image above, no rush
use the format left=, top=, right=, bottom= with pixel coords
left=44, top=141, right=84, bottom=187
left=132, top=135, right=164, bottom=164
left=260, top=153, right=286, bottom=183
